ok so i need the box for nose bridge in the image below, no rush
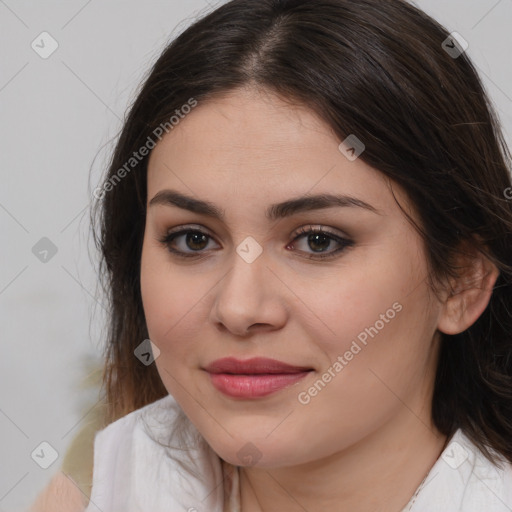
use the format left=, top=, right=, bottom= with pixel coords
left=220, top=238, right=268, bottom=307
left=211, top=238, right=285, bottom=334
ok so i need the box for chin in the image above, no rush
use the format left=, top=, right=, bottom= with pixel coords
left=204, top=433, right=305, bottom=469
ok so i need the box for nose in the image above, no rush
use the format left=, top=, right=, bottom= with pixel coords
left=209, top=246, right=288, bottom=337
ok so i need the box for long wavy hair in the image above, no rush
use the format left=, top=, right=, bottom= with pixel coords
left=90, top=0, right=512, bottom=465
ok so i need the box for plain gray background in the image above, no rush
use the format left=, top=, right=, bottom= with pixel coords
left=1, top=0, right=511, bottom=510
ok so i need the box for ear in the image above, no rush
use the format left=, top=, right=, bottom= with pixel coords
left=437, top=245, right=500, bottom=335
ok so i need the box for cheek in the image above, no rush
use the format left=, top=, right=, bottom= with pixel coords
left=301, top=240, right=425, bottom=359
left=288, top=290, right=437, bottom=464
left=140, top=240, right=190, bottom=347
left=140, top=238, right=212, bottom=377
left=295, top=238, right=437, bottom=418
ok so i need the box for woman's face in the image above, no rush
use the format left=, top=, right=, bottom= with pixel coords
left=140, top=86, right=444, bottom=468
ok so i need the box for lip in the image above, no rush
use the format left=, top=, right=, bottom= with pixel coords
left=203, top=357, right=314, bottom=398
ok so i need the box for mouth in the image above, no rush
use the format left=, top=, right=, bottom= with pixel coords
left=202, top=357, right=314, bottom=399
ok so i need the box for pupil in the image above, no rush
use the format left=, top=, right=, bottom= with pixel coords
left=187, top=233, right=208, bottom=250
left=309, top=233, right=330, bottom=252
left=184, top=233, right=331, bottom=252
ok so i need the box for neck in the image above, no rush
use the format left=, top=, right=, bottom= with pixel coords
left=239, top=413, right=448, bottom=512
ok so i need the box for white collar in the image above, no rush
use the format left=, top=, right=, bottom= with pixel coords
left=85, top=394, right=512, bottom=512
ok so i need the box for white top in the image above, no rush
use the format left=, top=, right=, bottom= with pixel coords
left=84, top=394, right=512, bottom=512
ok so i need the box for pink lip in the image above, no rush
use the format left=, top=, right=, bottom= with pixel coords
left=203, top=357, right=313, bottom=398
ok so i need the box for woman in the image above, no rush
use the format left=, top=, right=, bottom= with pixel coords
left=33, top=0, right=512, bottom=510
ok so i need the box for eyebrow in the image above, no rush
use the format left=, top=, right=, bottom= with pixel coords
left=148, top=189, right=381, bottom=221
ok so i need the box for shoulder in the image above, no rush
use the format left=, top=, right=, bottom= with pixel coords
left=84, top=394, right=227, bottom=512
left=88, top=394, right=181, bottom=483
left=454, top=429, right=512, bottom=492
left=459, top=428, right=512, bottom=509
left=96, top=393, right=178, bottom=440
left=410, top=428, right=512, bottom=511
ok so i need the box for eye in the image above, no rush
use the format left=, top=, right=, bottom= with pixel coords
left=158, top=226, right=219, bottom=258
left=288, top=225, right=354, bottom=260
left=158, top=224, right=353, bottom=260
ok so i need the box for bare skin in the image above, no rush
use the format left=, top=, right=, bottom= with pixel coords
left=139, top=85, right=498, bottom=511
left=29, top=471, right=87, bottom=512
left=36, top=84, right=497, bottom=512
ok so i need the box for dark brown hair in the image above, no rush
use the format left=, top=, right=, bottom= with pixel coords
left=90, top=0, right=512, bottom=465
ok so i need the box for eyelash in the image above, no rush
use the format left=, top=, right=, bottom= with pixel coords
left=158, top=225, right=354, bottom=261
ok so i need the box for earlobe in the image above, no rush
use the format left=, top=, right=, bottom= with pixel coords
left=437, top=250, right=500, bottom=336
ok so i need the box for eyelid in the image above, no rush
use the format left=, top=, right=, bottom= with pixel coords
left=159, top=223, right=354, bottom=260
left=164, top=223, right=349, bottom=241
left=291, top=224, right=349, bottom=239
left=165, top=223, right=214, bottom=236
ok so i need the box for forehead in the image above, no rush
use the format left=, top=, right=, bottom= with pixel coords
left=149, top=87, right=335, bottom=170
left=146, top=87, right=402, bottom=218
